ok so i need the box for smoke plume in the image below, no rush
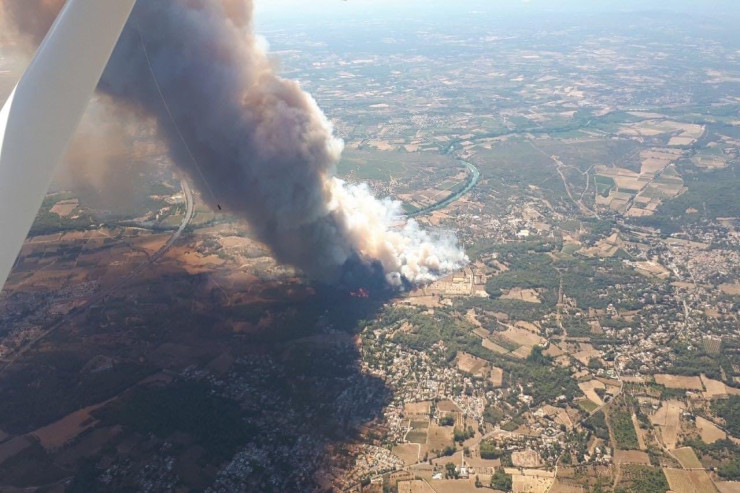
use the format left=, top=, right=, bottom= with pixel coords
left=54, top=101, right=167, bottom=214
left=0, top=0, right=61, bottom=46
left=1, top=0, right=468, bottom=286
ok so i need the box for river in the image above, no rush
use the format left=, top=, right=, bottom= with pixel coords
left=407, top=159, right=480, bottom=218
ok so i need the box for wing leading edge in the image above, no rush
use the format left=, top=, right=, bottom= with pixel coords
left=0, top=0, right=136, bottom=288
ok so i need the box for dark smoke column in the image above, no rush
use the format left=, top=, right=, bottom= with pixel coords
left=3, top=0, right=468, bottom=286
left=101, top=0, right=359, bottom=282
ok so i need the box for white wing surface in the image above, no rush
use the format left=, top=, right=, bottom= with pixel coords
left=0, top=0, right=136, bottom=288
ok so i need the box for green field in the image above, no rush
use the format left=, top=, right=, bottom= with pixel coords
left=337, top=149, right=458, bottom=183
left=610, top=398, right=640, bottom=450
left=595, top=175, right=616, bottom=196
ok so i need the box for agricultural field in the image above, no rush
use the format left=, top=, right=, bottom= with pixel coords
left=512, top=474, right=555, bottom=493
left=5, top=4, right=740, bottom=492
left=512, top=449, right=543, bottom=468
left=489, top=366, right=504, bottom=387
left=426, top=423, right=454, bottom=454
left=650, top=401, right=684, bottom=450
left=398, top=480, right=435, bottom=493
left=406, top=430, right=428, bottom=445
left=615, top=466, right=669, bottom=493
left=664, top=469, right=717, bottom=493
left=702, top=338, right=722, bottom=355
left=716, top=483, right=740, bottom=493
left=654, top=375, right=704, bottom=391
left=613, top=450, right=651, bottom=465
left=702, top=374, right=732, bottom=399
left=695, top=416, right=727, bottom=444
left=609, top=397, right=640, bottom=450
left=30, top=401, right=109, bottom=450
left=578, top=380, right=606, bottom=407
left=404, top=402, right=432, bottom=416
left=392, top=444, right=421, bottom=466
left=455, top=352, right=489, bottom=376
left=672, top=447, right=703, bottom=469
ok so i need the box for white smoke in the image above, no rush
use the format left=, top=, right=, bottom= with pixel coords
left=329, top=180, right=468, bottom=286
left=1, top=0, right=469, bottom=287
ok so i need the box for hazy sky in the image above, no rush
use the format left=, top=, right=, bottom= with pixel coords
left=254, top=0, right=740, bottom=27
left=255, top=0, right=740, bottom=15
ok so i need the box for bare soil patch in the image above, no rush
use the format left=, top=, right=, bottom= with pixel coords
left=501, top=288, right=541, bottom=303
left=490, top=366, right=504, bottom=387
left=579, top=232, right=622, bottom=258
left=716, top=482, right=740, bottom=493
left=219, top=236, right=255, bottom=249
left=504, top=468, right=556, bottom=478
left=31, top=401, right=108, bottom=450
left=693, top=156, right=727, bottom=169
left=393, top=444, right=421, bottom=465
left=633, top=261, right=671, bottom=279
left=655, top=374, right=704, bottom=390
left=696, top=416, right=726, bottom=443
left=545, top=343, right=565, bottom=358
left=55, top=426, right=121, bottom=469
left=639, top=148, right=681, bottom=175
left=398, top=479, right=435, bottom=493
left=673, top=447, right=703, bottom=469
left=512, top=345, right=534, bottom=359
left=701, top=374, right=728, bottom=398
left=631, top=413, right=647, bottom=450
left=511, top=474, right=555, bottom=493
left=549, top=480, right=586, bottom=493
left=579, top=380, right=606, bottom=407
left=500, top=326, right=545, bottom=347
left=437, top=400, right=461, bottom=413
left=650, top=400, right=684, bottom=449
left=466, top=309, right=483, bottom=328
left=512, top=449, right=543, bottom=468
left=134, top=235, right=169, bottom=255
left=573, top=348, right=601, bottom=367
left=668, top=136, right=696, bottom=146
left=50, top=198, right=79, bottom=217
left=614, top=450, right=651, bottom=465
left=664, top=469, right=716, bottom=493
left=427, top=423, right=454, bottom=452
left=402, top=295, right=444, bottom=308
left=427, top=478, right=482, bottom=493
left=720, top=282, right=740, bottom=295
left=457, top=352, right=489, bottom=375
left=169, top=246, right=226, bottom=274
left=405, top=401, right=432, bottom=416
left=482, top=338, right=510, bottom=354
left=515, top=321, right=541, bottom=333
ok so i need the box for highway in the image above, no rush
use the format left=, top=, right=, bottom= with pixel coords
left=0, top=175, right=195, bottom=375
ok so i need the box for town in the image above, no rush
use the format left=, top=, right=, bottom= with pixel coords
left=0, top=3, right=739, bottom=493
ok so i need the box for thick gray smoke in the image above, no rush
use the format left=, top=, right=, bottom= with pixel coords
left=0, top=0, right=60, bottom=46
left=2, top=0, right=467, bottom=286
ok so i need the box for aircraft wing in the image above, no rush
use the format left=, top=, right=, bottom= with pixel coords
left=0, top=0, right=136, bottom=288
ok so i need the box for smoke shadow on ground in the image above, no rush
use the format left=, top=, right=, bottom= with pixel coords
left=0, top=257, right=393, bottom=491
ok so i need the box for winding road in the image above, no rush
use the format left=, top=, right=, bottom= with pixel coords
left=0, top=176, right=195, bottom=375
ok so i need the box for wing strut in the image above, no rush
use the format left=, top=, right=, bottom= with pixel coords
left=0, top=0, right=136, bottom=288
